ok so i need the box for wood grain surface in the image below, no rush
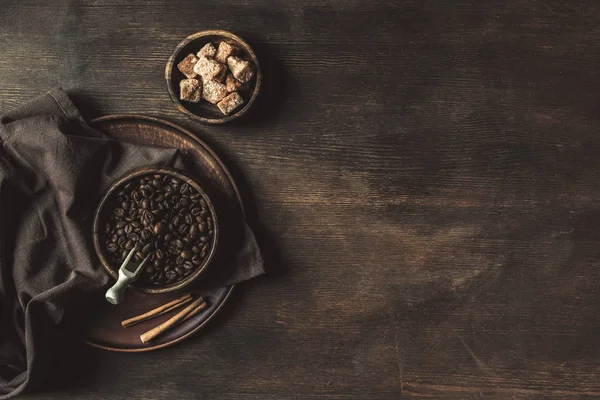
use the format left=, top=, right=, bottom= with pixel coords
left=1, top=0, right=600, bottom=398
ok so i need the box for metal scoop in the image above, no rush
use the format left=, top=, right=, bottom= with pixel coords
left=105, top=246, right=150, bottom=305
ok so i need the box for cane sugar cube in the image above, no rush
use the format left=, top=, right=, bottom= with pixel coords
left=225, top=73, right=248, bottom=93
left=215, top=41, right=239, bottom=64
left=217, top=92, right=245, bottom=115
left=193, top=56, right=226, bottom=81
left=214, top=66, right=227, bottom=82
left=227, top=56, right=255, bottom=83
left=197, top=42, right=217, bottom=58
left=177, top=54, right=199, bottom=79
left=202, top=80, right=228, bottom=104
left=179, top=79, right=202, bottom=103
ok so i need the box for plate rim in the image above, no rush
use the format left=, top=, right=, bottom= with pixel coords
left=84, top=114, right=243, bottom=352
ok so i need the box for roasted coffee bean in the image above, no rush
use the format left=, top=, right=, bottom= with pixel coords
left=128, top=233, right=139, bottom=242
left=178, top=224, right=188, bottom=235
left=165, top=270, right=177, bottom=280
left=198, top=222, right=206, bottom=233
left=117, top=236, right=126, bottom=246
left=181, top=250, right=193, bottom=260
left=153, top=222, right=165, bottom=235
left=180, top=183, right=190, bottom=194
left=155, top=249, right=164, bottom=260
left=125, top=240, right=135, bottom=250
left=153, top=259, right=161, bottom=268
left=142, top=242, right=154, bottom=254
left=141, top=199, right=149, bottom=209
left=184, top=261, right=194, bottom=270
left=180, top=197, right=190, bottom=206
left=174, top=239, right=184, bottom=249
left=178, top=207, right=188, bottom=216
left=107, top=243, right=117, bottom=252
left=172, top=216, right=180, bottom=226
left=189, top=225, right=198, bottom=237
left=201, top=249, right=208, bottom=258
left=116, top=220, right=127, bottom=229
left=164, top=233, right=174, bottom=241
left=114, top=208, right=125, bottom=217
left=176, top=256, right=185, bottom=265
left=124, top=224, right=133, bottom=234
left=116, top=228, right=125, bottom=236
left=136, top=250, right=145, bottom=260
left=199, top=236, right=209, bottom=243
left=140, top=229, right=151, bottom=240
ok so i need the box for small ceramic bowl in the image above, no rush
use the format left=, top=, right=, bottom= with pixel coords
left=165, top=30, right=262, bottom=124
left=93, top=167, right=219, bottom=294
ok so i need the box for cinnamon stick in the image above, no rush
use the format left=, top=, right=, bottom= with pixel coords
left=140, top=297, right=204, bottom=343
left=121, top=293, right=194, bottom=328
left=181, top=300, right=208, bottom=323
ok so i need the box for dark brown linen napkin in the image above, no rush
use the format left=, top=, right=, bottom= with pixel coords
left=0, top=89, right=265, bottom=398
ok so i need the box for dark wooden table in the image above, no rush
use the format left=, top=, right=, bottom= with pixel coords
left=2, top=0, right=600, bottom=398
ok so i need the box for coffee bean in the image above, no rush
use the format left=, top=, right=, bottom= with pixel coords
left=198, top=222, right=206, bottom=233
left=174, top=239, right=184, bottom=249
left=125, top=240, right=134, bottom=250
left=114, top=208, right=125, bottom=217
left=155, top=249, right=164, bottom=260
left=164, top=233, right=174, bottom=241
left=181, top=250, right=193, bottom=260
left=180, top=183, right=190, bottom=194
left=117, top=236, right=126, bottom=246
left=124, top=224, right=133, bottom=234
left=128, top=233, right=139, bottom=242
left=189, top=225, right=198, bottom=237
left=165, top=270, right=177, bottom=280
left=178, top=224, right=188, bottom=235
left=142, top=242, right=154, bottom=254
left=117, top=228, right=125, bottom=236
left=107, top=243, right=117, bottom=252
left=136, top=250, right=145, bottom=260
left=199, top=236, right=209, bottom=243
left=116, top=220, right=127, bottom=229
left=184, top=261, right=194, bottom=270
left=201, top=249, right=208, bottom=258
left=141, top=229, right=151, bottom=240
left=154, top=222, right=165, bottom=235
left=176, top=256, right=184, bottom=265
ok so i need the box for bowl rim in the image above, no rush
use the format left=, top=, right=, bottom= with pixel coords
left=165, top=29, right=262, bottom=124
left=93, top=166, right=219, bottom=294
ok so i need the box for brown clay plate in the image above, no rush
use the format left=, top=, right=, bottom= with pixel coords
left=84, top=115, right=242, bottom=352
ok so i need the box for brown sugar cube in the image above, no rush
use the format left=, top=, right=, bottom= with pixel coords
left=227, top=56, right=255, bottom=83
left=197, top=42, right=217, bottom=58
left=177, top=54, right=199, bottom=79
left=214, top=66, right=227, bottom=82
left=215, top=41, right=239, bottom=64
left=202, top=80, right=228, bottom=104
left=179, top=79, right=202, bottom=103
left=225, top=73, right=248, bottom=93
left=193, top=56, right=226, bottom=81
left=217, top=92, right=245, bottom=115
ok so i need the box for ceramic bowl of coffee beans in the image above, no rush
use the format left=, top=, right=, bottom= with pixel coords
left=165, top=29, right=261, bottom=124
left=93, top=167, right=218, bottom=294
